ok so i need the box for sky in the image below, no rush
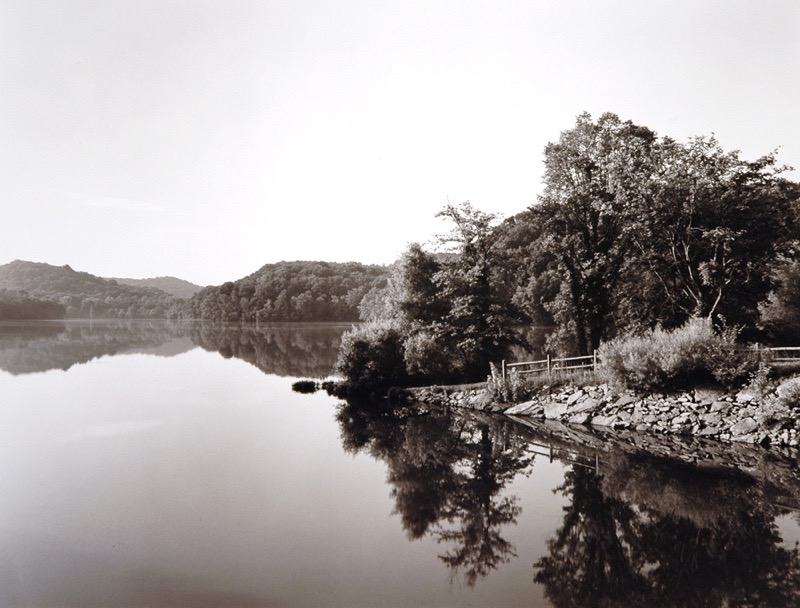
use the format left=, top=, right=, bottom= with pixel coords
left=1, top=1, right=798, bottom=286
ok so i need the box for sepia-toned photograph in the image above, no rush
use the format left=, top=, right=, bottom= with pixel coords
left=1, top=1, right=799, bottom=606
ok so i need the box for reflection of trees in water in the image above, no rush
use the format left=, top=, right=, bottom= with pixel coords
left=188, top=323, right=348, bottom=378
left=0, top=321, right=349, bottom=377
left=535, top=451, right=800, bottom=607
left=338, top=405, right=800, bottom=602
left=0, top=320, right=190, bottom=374
left=336, top=401, right=534, bottom=586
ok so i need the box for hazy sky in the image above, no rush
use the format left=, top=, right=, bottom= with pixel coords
left=1, top=1, right=798, bottom=286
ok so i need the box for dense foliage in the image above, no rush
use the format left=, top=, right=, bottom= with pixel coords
left=335, top=112, right=799, bottom=393
left=0, top=260, right=185, bottom=319
left=0, top=289, right=66, bottom=320
left=335, top=202, right=523, bottom=394
left=185, top=261, right=388, bottom=322
left=502, top=113, right=800, bottom=355
left=597, top=317, right=754, bottom=392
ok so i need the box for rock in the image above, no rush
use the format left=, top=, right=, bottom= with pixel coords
left=614, top=394, right=638, bottom=408
left=698, top=426, right=722, bottom=436
left=544, top=402, right=570, bottom=420
left=710, top=401, right=730, bottom=413
left=590, top=415, right=618, bottom=428
left=695, top=386, right=726, bottom=404
left=735, top=388, right=759, bottom=404
left=730, top=417, right=758, bottom=436
left=566, top=390, right=586, bottom=406
left=700, top=412, right=723, bottom=426
left=617, top=410, right=632, bottom=423
left=504, top=400, right=538, bottom=415
left=568, top=412, right=592, bottom=425
left=468, top=392, right=493, bottom=409
left=567, top=398, right=602, bottom=415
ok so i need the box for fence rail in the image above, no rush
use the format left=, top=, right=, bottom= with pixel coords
left=500, top=345, right=800, bottom=379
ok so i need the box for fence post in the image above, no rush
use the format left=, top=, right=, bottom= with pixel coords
left=547, top=354, right=551, bottom=375
left=593, top=349, right=597, bottom=370
left=501, top=359, right=506, bottom=380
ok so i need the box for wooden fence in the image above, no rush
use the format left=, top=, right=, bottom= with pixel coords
left=500, top=346, right=800, bottom=380
left=501, top=351, right=598, bottom=379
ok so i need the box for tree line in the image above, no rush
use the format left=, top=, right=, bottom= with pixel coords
left=184, top=260, right=388, bottom=322
left=0, top=259, right=390, bottom=322
left=335, top=112, right=800, bottom=394
left=0, top=289, right=66, bottom=320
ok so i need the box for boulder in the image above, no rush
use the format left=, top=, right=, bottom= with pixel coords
left=566, top=390, right=586, bottom=406
left=700, top=412, right=723, bottom=426
left=568, top=412, right=592, bottom=425
left=544, top=402, right=570, bottom=420
left=735, top=388, right=759, bottom=404
left=730, top=417, right=758, bottom=436
left=468, top=392, right=494, bottom=409
left=614, top=394, right=638, bottom=408
left=566, top=398, right=602, bottom=415
left=694, top=386, right=726, bottom=404
left=776, top=378, right=800, bottom=402
left=590, top=415, right=618, bottom=428
left=504, top=400, right=538, bottom=415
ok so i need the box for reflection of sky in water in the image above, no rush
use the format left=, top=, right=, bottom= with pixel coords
left=0, top=348, right=557, bottom=607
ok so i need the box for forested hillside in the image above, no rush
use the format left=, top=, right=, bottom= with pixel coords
left=0, top=260, right=184, bottom=319
left=186, top=261, right=389, bottom=322
left=110, top=276, right=204, bottom=299
left=0, top=289, right=66, bottom=320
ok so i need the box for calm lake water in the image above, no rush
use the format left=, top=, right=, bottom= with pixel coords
left=2, top=320, right=800, bottom=607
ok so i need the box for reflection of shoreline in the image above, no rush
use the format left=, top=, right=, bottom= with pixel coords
left=504, top=415, right=800, bottom=513
left=336, top=400, right=800, bottom=602
left=502, top=415, right=800, bottom=607
left=0, top=320, right=192, bottom=375
left=0, top=320, right=349, bottom=377
left=189, top=322, right=349, bottom=378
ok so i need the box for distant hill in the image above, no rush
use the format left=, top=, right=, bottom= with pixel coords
left=110, top=276, right=204, bottom=299
left=0, top=260, right=184, bottom=319
left=186, top=260, right=389, bottom=322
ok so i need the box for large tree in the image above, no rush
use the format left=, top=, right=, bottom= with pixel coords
left=524, top=113, right=800, bottom=355
left=627, top=138, right=799, bottom=331
left=430, top=201, right=523, bottom=377
left=532, top=112, right=658, bottom=355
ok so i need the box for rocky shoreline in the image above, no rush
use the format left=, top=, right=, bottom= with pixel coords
left=407, top=377, right=800, bottom=448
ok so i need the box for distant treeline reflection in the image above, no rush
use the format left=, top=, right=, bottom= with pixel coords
left=337, top=401, right=800, bottom=604
left=0, top=320, right=349, bottom=377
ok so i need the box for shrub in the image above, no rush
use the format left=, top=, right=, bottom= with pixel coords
left=487, top=364, right=532, bottom=403
left=335, top=323, right=408, bottom=395
left=487, top=364, right=603, bottom=403
left=777, top=377, right=800, bottom=408
left=598, top=318, right=754, bottom=393
left=403, top=330, right=453, bottom=379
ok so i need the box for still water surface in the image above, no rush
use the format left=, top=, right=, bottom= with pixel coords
left=1, top=320, right=800, bottom=607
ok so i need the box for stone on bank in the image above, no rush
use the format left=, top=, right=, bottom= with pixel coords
left=404, top=378, right=800, bottom=448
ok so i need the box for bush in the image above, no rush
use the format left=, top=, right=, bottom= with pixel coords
left=598, top=318, right=754, bottom=393
left=487, top=364, right=603, bottom=403
left=403, top=330, right=453, bottom=379
left=335, top=323, right=408, bottom=395
left=777, top=377, right=800, bottom=408
left=487, top=364, right=531, bottom=403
